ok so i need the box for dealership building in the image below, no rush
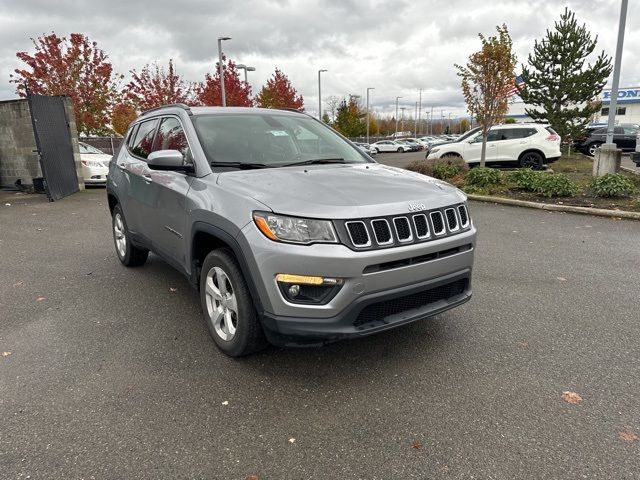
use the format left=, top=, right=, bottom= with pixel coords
left=505, top=87, right=640, bottom=125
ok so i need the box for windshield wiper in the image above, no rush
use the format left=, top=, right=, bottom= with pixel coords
left=281, top=158, right=347, bottom=167
left=210, top=161, right=273, bottom=170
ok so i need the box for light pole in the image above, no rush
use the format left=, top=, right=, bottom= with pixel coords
left=400, top=107, right=406, bottom=133
left=366, top=87, right=374, bottom=144
left=318, top=69, right=327, bottom=120
left=236, top=64, right=255, bottom=84
left=414, top=102, right=418, bottom=136
left=448, top=113, right=452, bottom=133
left=417, top=88, right=422, bottom=135
left=217, top=36, right=231, bottom=106
left=605, top=0, right=628, bottom=146
left=430, top=106, right=434, bottom=135
left=395, top=96, right=402, bottom=136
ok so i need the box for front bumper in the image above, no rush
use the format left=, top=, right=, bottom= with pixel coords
left=238, top=220, right=476, bottom=345
left=262, top=269, right=471, bottom=346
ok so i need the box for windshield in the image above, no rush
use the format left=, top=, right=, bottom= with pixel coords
left=192, top=113, right=371, bottom=168
left=456, top=127, right=481, bottom=142
left=79, top=143, right=105, bottom=154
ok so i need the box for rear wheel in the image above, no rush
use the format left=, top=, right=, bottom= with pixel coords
left=200, top=248, right=267, bottom=357
left=519, top=151, right=544, bottom=170
left=588, top=142, right=602, bottom=157
left=112, top=205, right=148, bottom=267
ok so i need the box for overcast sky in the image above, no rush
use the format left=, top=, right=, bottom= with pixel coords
left=1, top=0, right=638, bottom=120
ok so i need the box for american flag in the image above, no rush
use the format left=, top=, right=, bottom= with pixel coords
left=504, top=75, right=526, bottom=97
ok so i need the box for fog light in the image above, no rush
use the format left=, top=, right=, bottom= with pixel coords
left=276, top=273, right=344, bottom=305
left=288, top=284, right=301, bottom=297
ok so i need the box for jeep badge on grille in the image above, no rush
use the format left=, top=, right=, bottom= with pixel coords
left=408, top=203, right=426, bottom=212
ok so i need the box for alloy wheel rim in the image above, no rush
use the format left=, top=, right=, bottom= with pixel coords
left=114, top=213, right=126, bottom=258
left=205, top=266, right=238, bottom=341
left=589, top=145, right=599, bottom=156
left=522, top=154, right=539, bottom=168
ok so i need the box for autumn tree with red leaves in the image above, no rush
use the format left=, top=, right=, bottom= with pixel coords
left=10, top=32, right=119, bottom=135
left=255, top=69, right=304, bottom=110
left=111, top=102, right=138, bottom=136
left=123, top=59, right=195, bottom=112
left=196, top=56, right=252, bottom=107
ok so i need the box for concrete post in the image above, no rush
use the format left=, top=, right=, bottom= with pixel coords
left=593, top=143, right=621, bottom=177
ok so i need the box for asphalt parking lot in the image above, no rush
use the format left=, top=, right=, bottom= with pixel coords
left=1, top=189, right=639, bottom=479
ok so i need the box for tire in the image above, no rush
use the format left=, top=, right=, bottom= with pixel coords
left=519, top=151, right=544, bottom=170
left=200, top=248, right=267, bottom=357
left=397, top=147, right=403, bottom=153
left=588, top=142, right=602, bottom=157
left=112, top=204, right=149, bottom=267
left=441, top=153, right=461, bottom=159
left=374, top=147, right=380, bottom=154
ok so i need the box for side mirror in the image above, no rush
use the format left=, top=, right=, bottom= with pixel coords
left=147, top=150, right=193, bottom=172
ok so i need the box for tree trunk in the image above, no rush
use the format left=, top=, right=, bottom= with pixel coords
left=480, top=136, right=487, bottom=167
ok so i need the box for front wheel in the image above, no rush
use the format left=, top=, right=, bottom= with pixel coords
left=588, top=142, right=602, bottom=157
left=397, top=147, right=403, bottom=153
left=374, top=147, right=380, bottom=154
left=112, top=205, right=148, bottom=267
left=200, top=248, right=267, bottom=357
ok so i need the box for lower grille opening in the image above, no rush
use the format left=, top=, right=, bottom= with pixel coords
left=362, top=243, right=472, bottom=274
left=354, top=278, right=468, bottom=327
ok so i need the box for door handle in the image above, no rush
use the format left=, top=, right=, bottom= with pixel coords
left=116, top=163, right=126, bottom=171
left=142, top=174, right=153, bottom=183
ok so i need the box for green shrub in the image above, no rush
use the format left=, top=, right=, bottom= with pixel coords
left=407, top=157, right=469, bottom=180
left=464, top=167, right=503, bottom=187
left=533, top=173, right=578, bottom=197
left=589, top=174, right=636, bottom=198
left=507, top=168, right=542, bottom=191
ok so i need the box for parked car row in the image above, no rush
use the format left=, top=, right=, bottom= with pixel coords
left=573, top=123, right=639, bottom=156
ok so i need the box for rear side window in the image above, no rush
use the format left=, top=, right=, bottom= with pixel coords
left=130, top=119, right=159, bottom=159
left=152, top=117, right=193, bottom=164
left=623, top=126, right=637, bottom=135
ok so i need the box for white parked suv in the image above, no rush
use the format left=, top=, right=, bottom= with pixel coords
left=426, top=124, right=561, bottom=168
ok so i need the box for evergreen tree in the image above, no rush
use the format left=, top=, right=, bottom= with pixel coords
left=519, top=8, right=612, bottom=140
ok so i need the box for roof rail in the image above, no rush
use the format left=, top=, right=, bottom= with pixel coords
left=140, top=103, right=193, bottom=116
left=276, top=107, right=306, bottom=114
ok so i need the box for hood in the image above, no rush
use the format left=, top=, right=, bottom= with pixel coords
left=216, top=163, right=465, bottom=219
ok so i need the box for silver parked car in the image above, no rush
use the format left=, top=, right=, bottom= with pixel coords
left=107, top=105, right=476, bottom=356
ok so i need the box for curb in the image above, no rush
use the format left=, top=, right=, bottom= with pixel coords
left=467, top=194, right=640, bottom=221
left=621, top=165, right=640, bottom=176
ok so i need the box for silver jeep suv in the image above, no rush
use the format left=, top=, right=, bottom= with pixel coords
left=107, top=104, right=476, bottom=356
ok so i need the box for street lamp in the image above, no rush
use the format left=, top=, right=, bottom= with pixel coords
left=236, top=64, right=256, bottom=84
left=366, top=87, right=374, bottom=145
left=217, top=36, right=231, bottom=106
left=395, top=96, right=402, bottom=137
left=318, top=69, right=327, bottom=120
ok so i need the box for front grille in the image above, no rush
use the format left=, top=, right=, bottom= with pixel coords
left=413, top=214, right=430, bottom=239
left=393, top=217, right=412, bottom=242
left=430, top=211, right=445, bottom=236
left=353, top=279, right=468, bottom=327
left=340, top=203, right=470, bottom=250
left=371, top=219, right=392, bottom=244
left=458, top=205, right=469, bottom=227
left=346, top=221, right=370, bottom=247
left=445, top=208, right=459, bottom=232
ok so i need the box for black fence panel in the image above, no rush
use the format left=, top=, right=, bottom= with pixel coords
left=28, top=94, right=78, bottom=201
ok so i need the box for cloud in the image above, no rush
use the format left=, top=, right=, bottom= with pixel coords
left=1, top=0, right=638, bottom=119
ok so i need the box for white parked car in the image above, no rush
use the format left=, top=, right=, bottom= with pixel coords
left=426, top=124, right=561, bottom=168
left=354, top=142, right=377, bottom=155
left=371, top=140, right=413, bottom=153
left=79, top=142, right=112, bottom=185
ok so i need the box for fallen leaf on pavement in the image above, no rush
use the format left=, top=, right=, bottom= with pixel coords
left=618, top=430, right=639, bottom=443
left=518, top=341, right=529, bottom=349
left=4, top=203, right=11, bottom=206
left=246, top=475, right=259, bottom=480
left=13, top=281, right=23, bottom=287
left=170, top=287, right=177, bottom=292
left=288, top=438, right=296, bottom=444
left=556, top=277, right=567, bottom=282
left=561, top=391, right=583, bottom=404
left=411, top=441, right=422, bottom=450
left=221, top=400, right=229, bottom=405
left=2, top=351, right=11, bottom=357
left=36, top=297, right=46, bottom=302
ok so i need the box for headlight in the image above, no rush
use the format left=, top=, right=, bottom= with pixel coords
left=253, top=212, right=337, bottom=244
left=81, top=160, right=104, bottom=168
left=430, top=148, right=440, bottom=154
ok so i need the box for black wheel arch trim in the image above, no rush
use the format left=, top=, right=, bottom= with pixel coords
left=190, top=221, right=265, bottom=315
left=518, top=148, right=546, bottom=161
